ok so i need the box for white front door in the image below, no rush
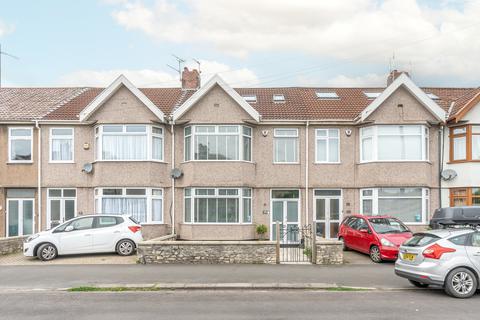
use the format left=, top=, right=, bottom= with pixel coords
left=47, top=189, right=77, bottom=229
left=7, top=199, right=34, bottom=237
left=314, top=189, right=342, bottom=239
left=59, top=217, right=95, bottom=254
left=271, top=190, right=300, bottom=242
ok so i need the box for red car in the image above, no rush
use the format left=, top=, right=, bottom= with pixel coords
left=338, top=215, right=413, bottom=263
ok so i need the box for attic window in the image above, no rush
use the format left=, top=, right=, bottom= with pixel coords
left=363, top=92, right=381, bottom=99
left=426, top=93, right=440, bottom=100
left=273, top=94, right=285, bottom=103
left=242, top=95, right=257, bottom=103
left=316, top=91, right=339, bottom=99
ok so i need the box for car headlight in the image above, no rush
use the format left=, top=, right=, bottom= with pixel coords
left=380, top=238, right=395, bottom=247
left=26, top=234, right=40, bottom=243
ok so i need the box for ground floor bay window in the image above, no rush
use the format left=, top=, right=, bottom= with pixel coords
left=450, top=188, right=480, bottom=206
left=184, top=188, right=252, bottom=224
left=95, top=188, right=163, bottom=224
left=360, top=188, right=429, bottom=224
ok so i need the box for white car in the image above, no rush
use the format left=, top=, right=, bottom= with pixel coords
left=23, top=214, right=143, bottom=261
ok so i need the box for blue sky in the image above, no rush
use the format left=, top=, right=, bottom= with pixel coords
left=0, top=0, right=479, bottom=88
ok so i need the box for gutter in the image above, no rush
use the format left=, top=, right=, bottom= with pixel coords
left=34, top=120, right=42, bottom=233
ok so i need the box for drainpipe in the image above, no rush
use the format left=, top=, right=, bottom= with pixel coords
left=35, top=120, right=42, bottom=233
left=438, top=125, right=444, bottom=208
left=305, top=121, right=310, bottom=227
left=170, top=121, right=175, bottom=236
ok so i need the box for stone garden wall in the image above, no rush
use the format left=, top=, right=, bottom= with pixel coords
left=315, top=239, right=343, bottom=265
left=138, top=239, right=276, bottom=264
left=0, top=236, right=27, bottom=255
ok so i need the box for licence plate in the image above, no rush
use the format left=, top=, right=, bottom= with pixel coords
left=402, top=253, right=417, bottom=261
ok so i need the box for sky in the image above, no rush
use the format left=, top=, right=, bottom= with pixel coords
left=0, top=0, right=479, bottom=88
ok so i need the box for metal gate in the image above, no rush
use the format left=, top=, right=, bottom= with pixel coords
left=276, top=223, right=313, bottom=264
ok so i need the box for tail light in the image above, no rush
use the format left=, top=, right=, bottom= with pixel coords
left=422, top=243, right=455, bottom=259
left=128, top=226, right=141, bottom=233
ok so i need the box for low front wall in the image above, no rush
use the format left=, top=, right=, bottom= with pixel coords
left=138, top=240, right=277, bottom=264
left=315, top=239, right=343, bottom=265
left=0, top=236, right=27, bottom=255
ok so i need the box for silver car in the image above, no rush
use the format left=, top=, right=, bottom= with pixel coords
left=395, top=228, right=480, bottom=298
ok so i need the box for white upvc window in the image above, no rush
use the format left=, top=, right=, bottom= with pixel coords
left=315, top=128, right=340, bottom=163
left=8, top=127, right=33, bottom=163
left=360, top=187, right=429, bottom=224
left=184, top=125, right=252, bottom=161
left=184, top=188, right=252, bottom=224
left=274, top=128, right=298, bottom=163
left=95, top=125, right=163, bottom=161
left=50, top=128, right=74, bottom=163
left=360, top=125, right=429, bottom=162
left=95, top=187, right=163, bottom=224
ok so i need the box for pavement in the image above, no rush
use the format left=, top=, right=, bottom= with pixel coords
left=1, top=290, right=479, bottom=320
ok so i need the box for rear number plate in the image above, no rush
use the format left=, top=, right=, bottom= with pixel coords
left=402, top=253, right=416, bottom=261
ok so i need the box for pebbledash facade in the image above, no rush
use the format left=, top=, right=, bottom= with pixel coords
left=0, top=68, right=479, bottom=240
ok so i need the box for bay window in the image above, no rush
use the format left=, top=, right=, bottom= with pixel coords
left=315, top=128, right=340, bottom=163
left=95, top=125, right=163, bottom=161
left=450, top=188, right=480, bottom=206
left=184, top=188, right=252, bottom=224
left=360, top=188, right=429, bottom=224
left=9, top=127, right=33, bottom=162
left=274, top=128, right=298, bottom=163
left=184, top=125, right=252, bottom=161
left=95, top=188, right=163, bottom=224
left=450, top=125, right=480, bottom=162
left=360, top=125, right=428, bottom=162
left=50, top=128, right=74, bottom=162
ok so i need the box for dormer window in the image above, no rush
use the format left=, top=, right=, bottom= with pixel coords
left=242, top=95, right=257, bottom=103
left=273, top=94, right=285, bottom=103
left=363, top=92, right=382, bottom=99
left=316, top=91, right=339, bottom=99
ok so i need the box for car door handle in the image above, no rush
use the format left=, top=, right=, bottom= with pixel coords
left=113, top=231, right=121, bottom=234
left=84, top=234, right=92, bottom=237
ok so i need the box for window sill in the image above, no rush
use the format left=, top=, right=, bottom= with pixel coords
left=93, top=160, right=167, bottom=164
left=49, top=161, right=75, bottom=164
left=181, top=160, right=254, bottom=164
left=314, top=162, right=341, bottom=165
left=447, top=160, right=480, bottom=164
left=358, top=160, right=431, bottom=164
left=273, top=162, right=300, bottom=165
left=6, top=161, right=33, bottom=165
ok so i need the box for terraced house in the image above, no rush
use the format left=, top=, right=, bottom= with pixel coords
left=0, top=68, right=478, bottom=240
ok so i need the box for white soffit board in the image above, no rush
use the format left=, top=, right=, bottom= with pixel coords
left=79, top=74, right=165, bottom=122
left=360, top=73, right=446, bottom=122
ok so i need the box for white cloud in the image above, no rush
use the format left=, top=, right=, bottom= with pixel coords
left=325, top=73, right=387, bottom=87
left=107, top=0, right=480, bottom=79
left=58, top=60, right=258, bottom=87
left=0, top=19, right=14, bottom=37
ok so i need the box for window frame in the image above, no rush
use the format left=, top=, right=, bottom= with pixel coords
left=273, top=128, right=299, bottom=164
left=183, top=125, right=253, bottom=162
left=49, top=127, right=75, bottom=163
left=315, top=128, right=340, bottom=164
left=449, top=125, right=480, bottom=163
left=8, top=127, right=34, bottom=163
left=359, top=125, right=429, bottom=163
left=94, top=187, right=164, bottom=224
left=47, top=188, right=77, bottom=228
left=183, top=187, right=252, bottom=225
left=450, top=187, right=480, bottom=206
left=94, top=124, right=164, bottom=162
left=360, top=187, right=429, bottom=225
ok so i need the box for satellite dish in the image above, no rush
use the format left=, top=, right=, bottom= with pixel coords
left=171, top=168, right=183, bottom=179
left=441, top=169, right=457, bottom=181
left=82, top=163, right=94, bottom=174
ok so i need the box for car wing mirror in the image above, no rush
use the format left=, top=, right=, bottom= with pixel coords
left=65, top=225, right=74, bottom=232
left=360, top=228, right=369, bottom=233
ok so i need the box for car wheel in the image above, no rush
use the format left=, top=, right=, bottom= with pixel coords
left=408, top=280, right=429, bottom=288
left=339, top=237, right=349, bottom=251
left=116, top=239, right=135, bottom=256
left=369, top=245, right=382, bottom=263
left=37, top=243, right=57, bottom=261
left=444, top=268, right=478, bottom=299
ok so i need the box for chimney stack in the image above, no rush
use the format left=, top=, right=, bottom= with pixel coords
left=181, top=67, right=200, bottom=90
left=387, top=69, right=410, bottom=86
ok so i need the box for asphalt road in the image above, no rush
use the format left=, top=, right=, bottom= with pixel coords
left=1, top=290, right=479, bottom=320
left=0, top=264, right=408, bottom=289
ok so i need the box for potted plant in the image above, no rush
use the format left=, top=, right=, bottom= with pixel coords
left=256, top=224, right=268, bottom=240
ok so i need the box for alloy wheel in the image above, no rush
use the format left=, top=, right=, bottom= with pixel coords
left=118, top=241, right=134, bottom=255
left=370, top=246, right=381, bottom=263
left=451, top=271, right=474, bottom=295
left=41, top=246, right=56, bottom=260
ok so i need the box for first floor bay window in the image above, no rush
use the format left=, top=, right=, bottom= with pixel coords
left=360, top=125, right=428, bottom=162
left=96, top=125, right=163, bottom=161
left=95, top=188, right=163, bottom=224
left=184, top=125, right=252, bottom=161
left=361, top=188, right=429, bottom=224
left=184, top=188, right=252, bottom=224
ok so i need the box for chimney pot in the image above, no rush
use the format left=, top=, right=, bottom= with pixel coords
left=387, top=69, right=409, bottom=86
left=182, top=67, right=200, bottom=90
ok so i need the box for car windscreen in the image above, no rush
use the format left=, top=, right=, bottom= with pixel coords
left=368, top=218, right=410, bottom=234
left=403, top=233, right=440, bottom=247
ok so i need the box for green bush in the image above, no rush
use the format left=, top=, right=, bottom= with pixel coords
left=256, top=224, right=268, bottom=240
